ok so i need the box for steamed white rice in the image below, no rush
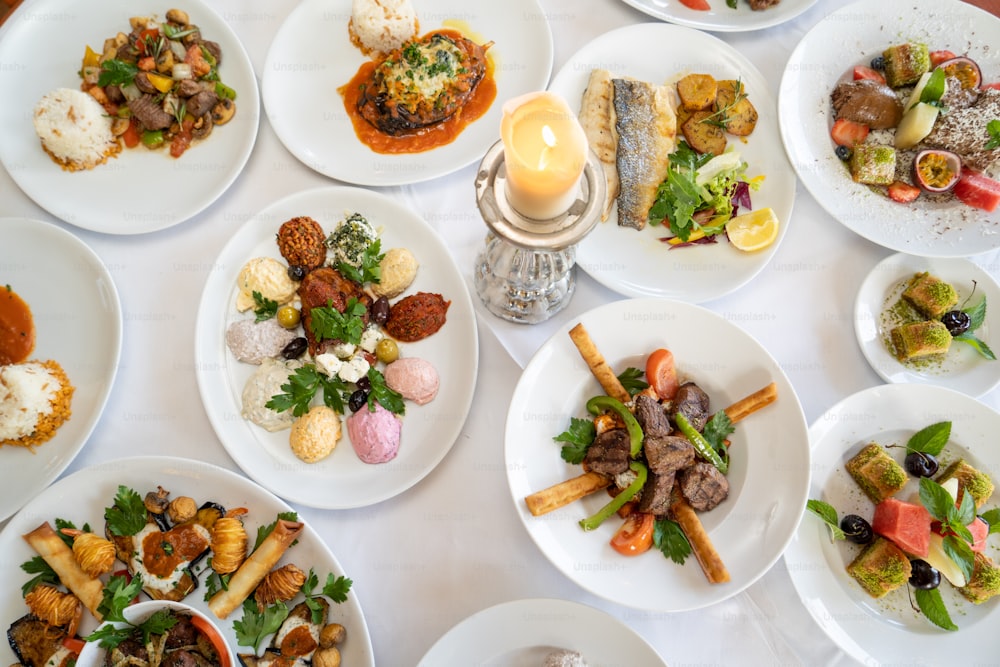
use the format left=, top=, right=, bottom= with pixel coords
left=33, top=88, right=119, bottom=171
left=349, top=0, right=418, bottom=56
left=0, top=360, right=72, bottom=447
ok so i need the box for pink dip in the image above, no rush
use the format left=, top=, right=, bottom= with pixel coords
left=347, top=402, right=402, bottom=463
left=384, top=357, right=439, bottom=405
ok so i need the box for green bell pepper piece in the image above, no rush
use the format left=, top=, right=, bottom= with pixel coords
left=675, top=412, right=728, bottom=474
left=585, top=395, right=643, bottom=458
left=141, top=130, right=164, bottom=148
left=579, top=461, right=647, bottom=531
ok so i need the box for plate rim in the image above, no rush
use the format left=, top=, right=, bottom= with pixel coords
left=617, top=0, right=820, bottom=33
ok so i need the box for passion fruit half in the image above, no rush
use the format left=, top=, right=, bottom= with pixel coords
left=913, top=149, right=962, bottom=192
left=936, top=56, right=982, bottom=90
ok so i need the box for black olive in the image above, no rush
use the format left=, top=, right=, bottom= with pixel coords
left=870, top=55, right=886, bottom=70
left=835, top=145, right=852, bottom=161
left=941, top=310, right=971, bottom=336
left=909, top=559, right=941, bottom=590
left=281, top=337, right=308, bottom=360
left=287, top=264, right=307, bottom=282
left=356, top=375, right=371, bottom=392
left=371, top=296, right=390, bottom=325
left=904, top=451, right=939, bottom=478
left=840, top=514, right=874, bottom=545
left=348, top=388, right=368, bottom=412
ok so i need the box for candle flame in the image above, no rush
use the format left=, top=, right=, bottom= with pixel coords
left=538, top=124, right=557, bottom=170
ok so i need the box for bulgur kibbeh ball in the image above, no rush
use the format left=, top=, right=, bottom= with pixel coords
left=276, top=216, right=327, bottom=271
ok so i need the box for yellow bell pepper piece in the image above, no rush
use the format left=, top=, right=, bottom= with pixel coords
left=82, top=45, right=101, bottom=69
left=667, top=227, right=706, bottom=245
left=146, top=72, right=174, bottom=94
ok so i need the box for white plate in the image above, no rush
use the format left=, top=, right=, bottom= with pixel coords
left=194, top=186, right=479, bottom=509
left=506, top=298, right=810, bottom=612
left=855, top=252, right=1000, bottom=397
left=548, top=23, right=796, bottom=302
left=785, top=384, right=1000, bottom=665
left=0, top=218, right=121, bottom=522
left=0, top=0, right=259, bottom=234
left=619, top=0, right=818, bottom=33
left=0, top=456, right=375, bottom=667
left=261, top=0, right=553, bottom=186
left=778, top=0, right=1000, bottom=257
left=417, top=598, right=667, bottom=666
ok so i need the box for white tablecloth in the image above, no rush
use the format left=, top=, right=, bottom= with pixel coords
left=3, top=1, right=1000, bottom=665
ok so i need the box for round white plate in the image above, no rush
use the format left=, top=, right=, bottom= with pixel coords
left=261, top=0, right=553, bottom=186
left=619, top=0, right=818, bottom=33
left=0, top=218, right=121, bottom=522
left=194, top=186, right=479, bottom=509
left=506, top=298, right=810, bottom=612
left=855, top=252, right=1000, bottom=397
left=548, top=23, right=796, bottom=302
left=0, top=0, right=259, bottom=234
left=785, top=384, right=1000, bottom=665
left=417, top=598, right=667, bottom=666
left=0, top=456, right=375, bottom=667
left=778, top=0, right=1000, bottom=257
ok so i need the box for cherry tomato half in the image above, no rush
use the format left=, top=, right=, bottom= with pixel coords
left=610, top=512, right=655, bottom=556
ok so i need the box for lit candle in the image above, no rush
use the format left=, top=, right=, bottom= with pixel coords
left=500, top=91, right=588, bottom=220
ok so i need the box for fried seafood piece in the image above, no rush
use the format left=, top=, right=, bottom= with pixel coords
left=277, top=216, right=328, bottom=271
left=357, top=32, right=492, bottom=135
left=298, top=267, right=372, bottom=355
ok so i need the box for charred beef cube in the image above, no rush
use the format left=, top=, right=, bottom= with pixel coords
left=670, top=382, right=711, bottom=432
left=634, top=394, right=672, bottom=438
left=161, top=650, right=200, bottom=667
left=130, top=94, right=173, bottom=131
left=643, top=435, right=694, bottom=475
left=637, top=470, right=675, bottom=517
left=678, top=462, right=729, bottom=511
left=187, top=90, right=219, bottom=117
left=582, top=428, right=631, bottom=476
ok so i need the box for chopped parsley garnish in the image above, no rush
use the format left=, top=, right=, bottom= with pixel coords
left=366, top=367, right=405, bottom=415
left=253, top=511, right=300, bottom=551
left=233, top=598, right=289, bottom=652
left=105, top=485, right=148, bottom=536
left=336, top=238, right=384, bottom=285
left=97, top=59, right=138, bottom=87
left=253, top=290, right=278, bottom=322
left=266, top=364, right=346, bottom=417
left=653, top=518, right=692, bottom=564
left=617, top=367, right=648, bottom=396
left=309, top=298, right=367, bottom=345
left=19, top=556, right=59, bottom=597
left=554, top=417, right=596, bottom=464
left=86, top=574, right=149, bottom=647
left=300, top=568, right=354, bottom=623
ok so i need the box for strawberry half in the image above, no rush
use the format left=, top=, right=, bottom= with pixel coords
left=831, top=118, right=870, bottom=147
left=887, top=181, right=921, bottom=203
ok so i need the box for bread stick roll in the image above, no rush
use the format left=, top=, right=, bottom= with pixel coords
left=23, top=522, right=105, bottom=620
left=208, top=519, right=304, bottom=619
left=568, top=323, right=630, bottom=403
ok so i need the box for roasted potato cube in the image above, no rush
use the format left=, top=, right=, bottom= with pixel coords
left=677, top=73, right=718, bottom=111
left=716, top=79, right=758, bottom=136
left=681, top=111, right=727, bottom=156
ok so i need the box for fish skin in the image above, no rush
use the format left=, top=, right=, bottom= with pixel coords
left=578, top=69, right=620, bottom=220
left=612, top=78, right=677, bottom=230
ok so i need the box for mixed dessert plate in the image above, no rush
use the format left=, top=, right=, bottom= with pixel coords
left=0, top=0, right=259, bottom=234
left=619, top=0, right=819, bottom=33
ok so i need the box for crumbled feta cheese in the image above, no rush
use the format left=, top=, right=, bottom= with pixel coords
left=314, top=353, right=343, bottom=378
left=360, top=326, right=383, bottom=353
left=338, top=354, right=371, bottom=383
left=331, top=341, right=356, bottom=359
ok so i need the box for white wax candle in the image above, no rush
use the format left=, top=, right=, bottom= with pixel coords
left=500, top=91, right=588, bottom=220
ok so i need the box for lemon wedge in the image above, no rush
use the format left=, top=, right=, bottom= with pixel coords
left=726, top=207, right=779, bottom=252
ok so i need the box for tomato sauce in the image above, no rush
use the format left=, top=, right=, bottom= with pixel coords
left=338, top=30, right=497, bottom=155
left=0, top=286, right=34, bottom=365
left=141, top=523, right=209, bottom=579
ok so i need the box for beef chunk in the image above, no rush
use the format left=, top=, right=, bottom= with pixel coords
left=130, top=94, right=173, bottom=131
left=643, top=435, right=694, bottom=475
left=161, top=650, right=199, bottom=667
left=637, top=469, right=675, bottom=517
left=678, top=462, right=729, bottom=511
left=670, top=382, right=711, bottom=432
left=165, top=617, right=199, bottom=649
left=747, top=0, right=780, bottom=8
left=582, top=428, right=631, bottom=476
left=634, top=394, right=671, bottom=438
left=186, top=90, right=219, bottom=117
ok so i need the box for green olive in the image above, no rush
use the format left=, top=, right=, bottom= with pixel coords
left=277, top=305, right=301, bottom=329
left=375, top=338, right=399, bottom=364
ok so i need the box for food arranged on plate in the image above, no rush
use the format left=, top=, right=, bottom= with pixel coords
left=226, top=212, right=447, bottom=466
left=338, top=0, right=496, bottom=154
left=524, top=324, right=777, bottom=585
left=9, top=484, right=354, bottom=667
left=32, top=7, right=238, bottom=170
left=0, top=286, right=74, bottom=450
left=542, top=649, right=588, bottom=666
left=578, top=68, right=777, bottom=252
left=830, top=42, right=1000, bottom=210
left=677, top=0, right=780, bottom=10
left=881, top=271, right=994, bottom=365
left=807, top=420, right=1000, bottom=630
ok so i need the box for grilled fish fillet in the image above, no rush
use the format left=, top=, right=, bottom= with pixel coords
left=578, top=69, right=620, bottom=220
left=611, top=78, right=677, bottom=230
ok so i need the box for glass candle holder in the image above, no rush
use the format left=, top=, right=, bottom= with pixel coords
left=473, top=140, right=606, bottom=324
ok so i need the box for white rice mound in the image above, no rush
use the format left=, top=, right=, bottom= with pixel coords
left=0, top=360, right=73, bottom=448
left=349, top=0, right=419, bottom=56
left=32, top=88, right=119, bottom=171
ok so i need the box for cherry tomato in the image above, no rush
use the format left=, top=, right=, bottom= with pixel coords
left=122, top=117, right=141, bottom=148
left=135, top=28, right=161, bottom=56
left=190, top=613, right=230, bottom=666
left=678, top=0, right=711, bottom=9
left=646, top=348, right=679, bottom=401
left=610, top=512, right=655, bottom=556
left=61, top=638, right=86, bottom=655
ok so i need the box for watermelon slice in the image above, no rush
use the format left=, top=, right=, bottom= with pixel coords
left=953, top=168, right=1000, bottom=212
left=872, top=497, right=932, bottom=557
left=970, top=516, right=989, bottom=553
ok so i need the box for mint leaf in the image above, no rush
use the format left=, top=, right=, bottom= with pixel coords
left=919, top=477, right=957, bottom=522
left=907, top=422, right=951, bottom=456
left=920, top=68, right=947, bottom=104
left=964, top=296, right=987, bottom=331
left=806, top=499, right=845, bottom=541
left=653, top=518, right=692, bottom=564
left=985, top=119, right=1000, bottom=151
left=942, top=534, right=976, bottom=584
left=554, top=417, right=595, bottom=464
left=981, top=507, right=1000, bottom=535
left=954, top=333, right=996, bottom=360
left=914, top=588, right=958, bottom=631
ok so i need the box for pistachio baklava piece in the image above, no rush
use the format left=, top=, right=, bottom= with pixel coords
left=890, top=320, right=952, bottom=362
left=901, top=272, right=959, bottom=319
left=847, top=536, right=912, bottom=598
left=959, top=553, right=1000, bottom=604
left=936, top=458, right=995, bottom=509
left=846, top=443, right=907, bottom=503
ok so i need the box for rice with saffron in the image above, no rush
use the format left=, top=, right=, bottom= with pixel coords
left=0, top=360, right=74, bottom=450
left=32, top=88, right=120, bottom=171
